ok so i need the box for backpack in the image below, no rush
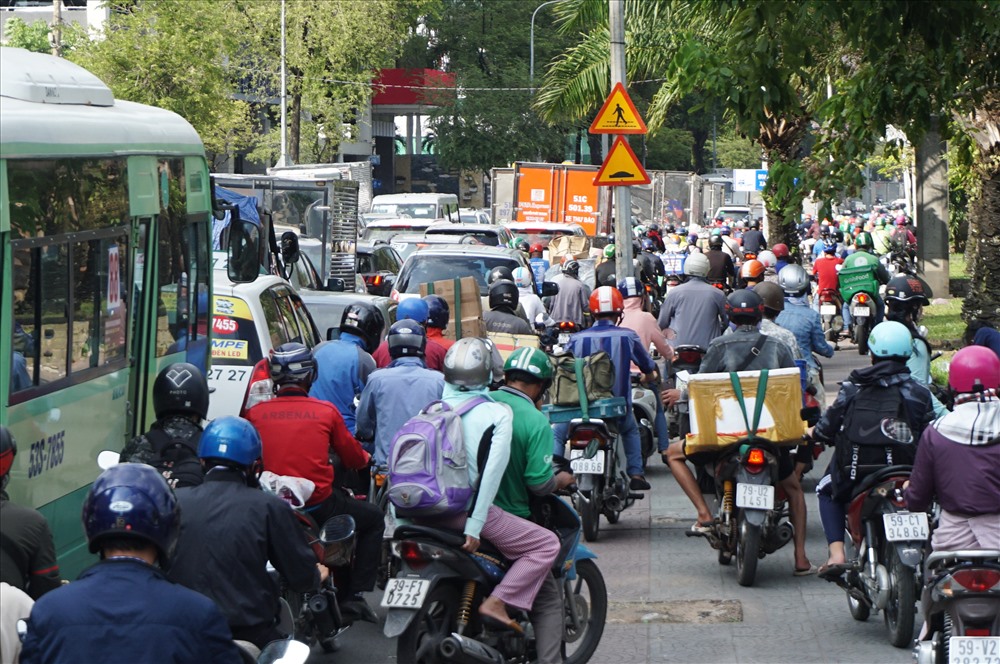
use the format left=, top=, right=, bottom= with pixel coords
left=387, top=397, right=488, bottom=518
left=551, top=352, right=615, bottom=406
left=890, top=228, right=909, bottom=253
left=146, top=428, right=204, bottom=489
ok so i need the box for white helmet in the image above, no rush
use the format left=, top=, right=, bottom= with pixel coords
left=683, top=252, right=710, bottom=278
left=443, top=338, right=493, bottom=389
left=512, top=266, right=532, bottom=290
left=757, top=250, right=777, bottom=268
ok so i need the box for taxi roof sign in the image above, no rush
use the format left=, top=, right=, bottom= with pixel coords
left=589, top=82, right=647, bottom=135
left=593, top=136, right=650, bottom=187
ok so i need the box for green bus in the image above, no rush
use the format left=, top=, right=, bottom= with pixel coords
left=0, top=47, right=217, bottom=578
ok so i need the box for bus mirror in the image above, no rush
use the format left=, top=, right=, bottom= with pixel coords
left=227, top=219, right=261, bottom=284
left=280, top=231, right=300, bottom=265
left=326, top=277, right=346, bottom=292
left=541, top=281, right=559, bottom=297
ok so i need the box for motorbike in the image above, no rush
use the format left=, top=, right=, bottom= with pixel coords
left=383, top=490, right=607, bottom=664
left=822, top=466, right=929, bottom=648
left=817, top=288, right=844, bottom=346
left=536, top=320, right=579, bottom=354
left=846, top=288, right=878, bottom=355
left=666, top=345, right=705, bottom=442
left=631, top=372, right=659, bottom=469
left=914, top=549, right=1000, bottom=664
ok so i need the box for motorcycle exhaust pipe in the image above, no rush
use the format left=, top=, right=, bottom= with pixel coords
left=604, top=494, right=623, bottom=512
left=439, top=634, right=506, bottom=664
left=307, top=591, right=337, bottom=636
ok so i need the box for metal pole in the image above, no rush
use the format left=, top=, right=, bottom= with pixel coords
left=530, top=1, right=560, bottom=92
left=51, top=0, right=62, bottom=57
left=610, top=0, right=632, bottom=282
left=276, top=0, right=290, bottom=168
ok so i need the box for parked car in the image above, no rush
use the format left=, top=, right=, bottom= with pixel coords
left=458, top=208, right=491, bottom=224
left=356, top=241, right=403, bottom=296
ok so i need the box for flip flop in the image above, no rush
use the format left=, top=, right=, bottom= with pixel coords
left=817, top=563, right=851, bottom=580
left=793, top=564, right=818, bottom=577
left=479, top=614, right=524, bottom=634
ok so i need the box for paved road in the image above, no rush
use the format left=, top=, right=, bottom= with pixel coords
left=319, top=346, right=915, bottom=664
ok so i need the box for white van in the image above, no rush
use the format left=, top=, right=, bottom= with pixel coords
left=369, top=193, right=459, bottom=223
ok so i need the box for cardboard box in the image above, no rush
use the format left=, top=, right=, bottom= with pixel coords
left=685, top=367, right=806, bottom=454
left=548, top=235, right=591, bottom=263
left=420, top=277, right=485, bottom=340
left=487, top=332, right=539, bottom=361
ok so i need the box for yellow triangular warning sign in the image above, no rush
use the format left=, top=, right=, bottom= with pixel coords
left=589, top=82, right=647, bottom=135
left=593, top=137, right=650, bottom=186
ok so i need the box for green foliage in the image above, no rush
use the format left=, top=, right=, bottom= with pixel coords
left=3, top=16, right=86, bottom=54
left=922, top=298, right=966, bottom=346
left=715, top=135, right=760, bottom=170
left=644, top=128, right=693, bottom=171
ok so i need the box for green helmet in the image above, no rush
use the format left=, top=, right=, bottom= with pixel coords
left=875, top=218, right=886, bottom=228
left=503, top=347, right=552, bottom=382
left=603, top=244, right=616, bottom=259
left=854, top=231, right=873, bottom=251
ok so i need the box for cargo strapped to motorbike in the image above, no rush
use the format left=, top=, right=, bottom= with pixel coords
left=728, top=369, right=769, bottom=442
left=543, top=356, right=627, bottom=424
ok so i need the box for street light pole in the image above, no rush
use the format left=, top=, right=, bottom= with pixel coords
left=610, top=0, right=633, bottom=282
left=276, top=0, right=291, bottom=168
left=529, top=0, right=560, bottom=92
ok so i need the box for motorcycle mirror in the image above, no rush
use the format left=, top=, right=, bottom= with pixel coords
left=258, top=639, right=311, bottom=664
left=97, top=450, right=121, bottom=470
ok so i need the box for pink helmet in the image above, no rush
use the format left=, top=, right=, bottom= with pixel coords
left=895, top=214, right=907, bottom=226
left=949, top=346, right=1000, bottom=393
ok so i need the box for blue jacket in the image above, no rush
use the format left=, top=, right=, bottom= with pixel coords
left=567, top=319, right=655, bottom=406
left=776, top=297, right=834, bottom=370
left=21, top=559, right=240, bottom=664
left=310, top=332, right=376, bottom=433
left=356, top=356, right=445, bottom=465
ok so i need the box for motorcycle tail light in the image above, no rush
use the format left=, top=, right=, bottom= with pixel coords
left=677, top=349, right=703, bottom=365
left=389, top=288, right=400, bottom=302
left=569, top=427, right=607, bottom=449
left=559, top=321, right=578, bottom=332
left=857, top=293, right=869, bottom=304
left=393, top=540, right=452, bottom=571
left=745, top=448, right=766, bottom=473
left=241, top=359, right=274, bottom=415
left=952, top=569, right=1000, bottom=593
left=966, top=628, right=992, bottom=637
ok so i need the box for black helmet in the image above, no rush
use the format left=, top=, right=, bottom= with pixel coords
left=884, top=275, right=931, bottom=306
left=489, top=279, right=519, bottom=313
left=709, top=235, right=724, bottom=250
left=561, top=260, right=580, bottom=278
left=487, top=266, right=514, bottom=286
left=422, top=294, right=449, bottom=330
left=0, top=426, right=16, bottom=480
left=514, top=239, right=530, bottom=254
left=387, top=319, right=427, bottom=358
left=152, top=363, right=209, bottom=420
left=749, top=219, right=760, bottom=229
left=339, top=302, right=384, bottom=353
left=269, top=342, right=317, bottom=387
left=725, top=289, right=765, bottom=325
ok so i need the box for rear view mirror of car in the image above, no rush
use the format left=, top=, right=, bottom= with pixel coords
left=541, top=281, right=560, bottom=297
left=227, top=218, right=261, bottom=284
left=326, top=277, right=346, bottom=292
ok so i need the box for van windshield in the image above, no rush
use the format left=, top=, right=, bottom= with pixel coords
left=370, top=203, right=437, bottom=219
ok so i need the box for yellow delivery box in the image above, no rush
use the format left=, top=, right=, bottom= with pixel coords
left=685, top=367, right=806, bottom=454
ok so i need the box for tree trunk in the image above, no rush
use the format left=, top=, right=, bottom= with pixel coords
left=691, top=127, right=708, bottom=174
left=289, top=91, right=302, bottom=164
left=587, top=133, right=603, bottom=166
left=962, top=165, right=1000, bottom=326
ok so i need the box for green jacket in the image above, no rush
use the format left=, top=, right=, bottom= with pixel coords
left=838, top=250, right=888, bottom=301
left=490, top=387, right=556, bottom=519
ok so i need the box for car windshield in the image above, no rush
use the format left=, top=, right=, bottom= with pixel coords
left=369, top=203, right=437, bottom=219
left=424, top=227, right=500, bottom=246
left=512, top=229, right=578, bottom=246
left=397, top=254, right=521, bottom=295
left=361, top=225, right=432, bottom=243
left=459, top=212, right=484, bottom=224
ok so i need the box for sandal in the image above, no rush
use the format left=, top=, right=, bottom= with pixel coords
left=817, top=562, right=851, bottom=580
left=689, top=520, right=714, bottom=535
left=793, top=564, right=818, bottom=577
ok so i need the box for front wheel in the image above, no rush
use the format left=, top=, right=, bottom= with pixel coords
left=856, top=318, right=870, bottom=355
left=884, top=547, right=917, bottom=648
left=578, top=490, right=601, bottom=542
left=396, top=584, right=461, bottom=664
left=563, top=559, right=608, bottom=664
left=736, top=514, right=762, bottom=587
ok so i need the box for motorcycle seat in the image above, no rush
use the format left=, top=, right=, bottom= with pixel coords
left=849, top=464, right=913, bottom=498
left=391, top=524, right=506, bottom=559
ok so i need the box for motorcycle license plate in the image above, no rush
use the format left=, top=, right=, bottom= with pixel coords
left=882, top=512, right=930, bottom=542
left=558, top=333, right=571, bottom=345
left=820, top=304, right=837, bottom=316
left=381, top=578, right=430, bottom=609
left=852, top=307, right=870, bottom=317
left=948, top=637, right=1000, bottom=664
left=569, top=449, right=605, bottom=474
left=735, top=483, right=774, bottom=510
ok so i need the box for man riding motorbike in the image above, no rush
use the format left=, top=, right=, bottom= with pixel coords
left=705, top=234, right=737, bottom=290
left=549, top=259, right=591, bottom=328
left=741, top=218, right=767, bottom=255
left=811, top=242, right=844, bottom=327
left=373, top=298, right=446, bottom=371
left=312, top=302, right=382, bottom=430
left=484, top=279, right=534, bottom=335
left=422, top=294, right=455, bottom=352
left=884, top=274, right=948, bottom=417
left=657, top=252, right=728, bottom=351
left=512, top=267, right=547, bottom=324
left=595, top=244, right=618, bottom=287
left=772, top=243, right=791, bottom=275
left=775, top=264, right=835, bottom=406
left=838, top=231, right=890, bottom=330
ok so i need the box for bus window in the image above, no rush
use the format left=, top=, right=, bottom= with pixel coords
left=70, top=235, right=128, bottom=373
left=155, top=159, right=190, bottom=358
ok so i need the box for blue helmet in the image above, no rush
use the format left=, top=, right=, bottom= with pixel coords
left=387, top=319, right=427, bottom=358
left=868, top=321, right=913, bottom=360
left=82, top=463, right=180, bottom=565
left=198, top=416, right=262, bottom=468
left=396, top=297, right=429, bottom=324
left=641, top=238, right=656, bottom=252
left=617, top=277, right=643, bottom=299
left=269, top=342, right=316, bottom=387
left=422, top=295, right=449, bottom=330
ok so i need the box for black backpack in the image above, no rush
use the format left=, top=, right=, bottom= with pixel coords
left=147, top=428, right=204, bottom=489
left=890, top=228, right=909, bottom=253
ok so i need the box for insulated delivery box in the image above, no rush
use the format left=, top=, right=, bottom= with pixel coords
left=685, top=367, right=806, bottom=454
left=419, top=277, right=486, bottom=340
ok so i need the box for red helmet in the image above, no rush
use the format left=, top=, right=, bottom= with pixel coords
left=949, top=346, right=1000, bottom=394
left=529, top=243, right=545, bottom=254
left=589, top=286, right=624, bottom=316
left=772, top=243, right=790, bottom=259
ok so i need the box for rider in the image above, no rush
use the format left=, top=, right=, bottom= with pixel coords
left=811, top=242, right=844, bottom=320
left=646, top=222, right=666, bottom=252
left=528, top=243, right=549, bottom=293
left=837, top=231, right=889, bottom=331
left=548, top=259, right=590, bottom=328
left=120, top=362, right=209, bottom=488
left=422, top=294, right=454, bottom=352
left=20, top=464, right=239, bottom=664
left=884, top=274, right=948, bottom=417
left=741, top=218, right=767, bottom=255
left=871, top=216, right=892, bottom=255
left=639, top=238, right=666, bottom=296
left=491, top=347, right=574, bottom=664
left=905, top=345, right=1000, bottom=551
left=772, top=243, right=791, bottom=274
left=966, top=319, right=1000, bottom=359
left=596, top=244, right=617, bottom=286
left=814, top=321, right=935, bottom=578
left=311, top=302, right=382, bottom=431
left=373, top=298, right=446, bottom=370
left=484, top=279, right=534, bottom=335
left=705, top=234, right=737, bottom=289
left=0, top=428, right=61, bottom=600
left=756, top=250, right=778, bottom=283
left=246, top=342, right=381, bottom=621
left=512, top=266, right=547, bottom=325
left=890, top=215, right=917, bottom=263
left=737, top=259, right=765, bottom=289
left=775, top=264, right=835, bottom=406
left=562, top=286, right=658, bottom=490
left=169, top=416, right=325, bottom=649
left=356, top=320, right=445, bottom=466
left=658, top=252, right=728, bottom=350
left=719, top=225, right=743, bottom=262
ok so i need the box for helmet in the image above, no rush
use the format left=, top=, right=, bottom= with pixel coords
left=198, top=416, right=262, bottom=468
left=753, top=281, right=785, bottom=313
left=387, top=319, right=427, bottom=358
left=854, top=231, right=873, bottom=251
left=641, top=238, right=656, bottom=252
left=820, top=224, right=831, bottom=237
left=269, top=342, right=316, bottom=387
left=778, top=264, right=810, bottom=296
left=757, top=250, right=776, bottom=268
left=735, top=220, right=746, bottom=229
left=823, top=241, right=837, bottom=254
left=884, top=275, right=930, bottom=306
left=726, top=289, right=765, bottom=324
left=340, top=302, right=385, bottom=352
left=512, top=267, right=533, bottom=290
left=488, top=279, right=519, bottom=312
left=152, top=362, right=209, bottom=420
left=648, top=223, right=660, bottom=232
left=603, top=244, right=616, bottom=259
left=875, top=217, right=886, bottom=228
left=397, top=298, right=429, bottom=324
left=487, top=266, right=514, bottom=285
left=720, top=225, right=731, bottom=236
left=683, top=252, right=710, bottom=278
left=772, top=243, right=790, bottom=259
left=83, top=463, right=180, bottom=565
left=0, top=426, right=16, bottom=479
left=617, top=276, right=643, bottom=299
left=739, top=260, right=764, bottom=281
left=949, top=346, right=1000, bottom=393
left=868, top=321, right=913, bottom=360
left=589, top=286, right=624, bottom=316
left=896, top=215, right=907, bottom=226
left=708, top=235, right=724, bottom=250
left=443, top=337, right=492, bottom=389
left=749, top=219, right=760, bottom=229
left=562, top=260, right=580, bottom=278
left=503, top=347, right=553, bottom=384
left=515, top=239, right=530, bottom=253
left=529, top=243, right=545, bottom=255
left=422, top=294, right=449, bottom=329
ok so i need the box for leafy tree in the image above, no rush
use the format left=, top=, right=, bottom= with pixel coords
left=643, top=128, right=693, bottom=171
left=3, top=16, right=86, bottom=54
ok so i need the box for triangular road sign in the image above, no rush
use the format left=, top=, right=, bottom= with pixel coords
left=589, top=82, right=647, bottom=135
left=593, top=136, right=650, bottom=186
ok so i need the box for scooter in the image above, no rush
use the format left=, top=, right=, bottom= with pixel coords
left=914, top=549, right=1000, bottom=664
left=631, top=372, right=659, bottom=469
left=817, top=288, right=843, bottom=346
left=846, top=289, right=878, bottom=355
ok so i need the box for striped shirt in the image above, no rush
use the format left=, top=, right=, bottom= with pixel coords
left=567, top=319, right=655, bottom=406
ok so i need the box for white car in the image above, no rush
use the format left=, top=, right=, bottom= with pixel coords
left=360, top=218, right=445, bottom=244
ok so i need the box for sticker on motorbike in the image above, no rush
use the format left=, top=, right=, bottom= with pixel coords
left=882, top=512, right=930, bottom=542
left=820, top=305, right=837, bottom=316
left=558, top=333, right=571, bottom=346
left=735, top=483, right=774, bottom=510
left=852, top=307, right=870, bottom=317
left=381, top=578, right=430, bottom=609
left=947, top=636, right=1000, bottom=664
left=569, top=449, right=606, bottom=474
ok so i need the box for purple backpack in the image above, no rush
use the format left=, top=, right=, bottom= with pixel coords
left=387, top=397, right=487, bottom=518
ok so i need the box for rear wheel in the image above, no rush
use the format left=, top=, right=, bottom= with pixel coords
left=845, top=531, right=870, bottom=622
left=856, top=319, right=870, bottom=355
left=578, top=490, right=601, bottom=542
left=563, top=559, right=608, bottom=664
left=736, top=514, right=761, bottom=587
left=397, top=584, right=461, bottom=664
left=884, top=547, right=917, bottom=648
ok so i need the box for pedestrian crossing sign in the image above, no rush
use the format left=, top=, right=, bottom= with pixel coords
left=589, top=82, right=647, bottom=135
left=593, top=136, right=650, bottom=186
